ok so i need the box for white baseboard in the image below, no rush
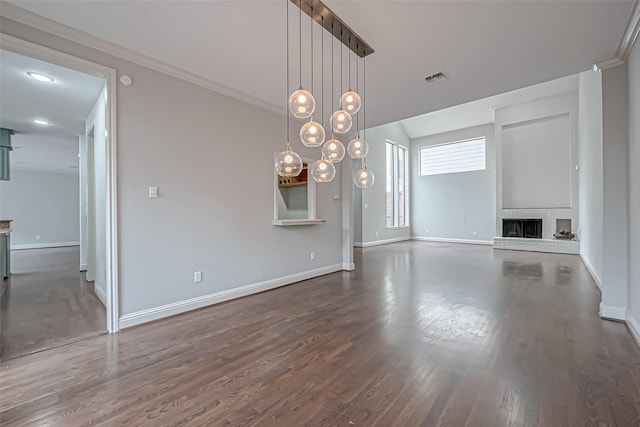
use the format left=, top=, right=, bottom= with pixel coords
left=354, top=237, right=410, bottom=248
left=11, top=241, right=80, bottom=250
left=626, top=311, right=640, bottom=349
left=411, top=236, right=493, bottom=246
left=119, top=263, right=344, bottom=329
left=342, top=263, right=355, bottom=271
left=600, top=303, right=626, bottom=321
left=94, top=284, right=107, bottom=307
left=579, top=254, right=602, bottom=291
left=79, top=263, right=88, bottom=272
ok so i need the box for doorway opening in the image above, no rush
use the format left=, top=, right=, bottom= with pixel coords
left=0, top=35, right=118, bottom=359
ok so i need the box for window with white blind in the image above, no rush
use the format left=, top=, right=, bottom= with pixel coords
left=419, top=137, right=486, bottom=176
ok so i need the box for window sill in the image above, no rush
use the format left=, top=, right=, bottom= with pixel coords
left=272, top=219, right=326, bottom=226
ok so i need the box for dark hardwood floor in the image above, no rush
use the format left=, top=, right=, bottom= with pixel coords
left=1, top=242, right=639, bottom=426
left=0, top=246, right=106, bottom=360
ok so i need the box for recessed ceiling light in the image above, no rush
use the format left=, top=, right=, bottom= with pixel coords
left=27, top=71, right=55, bottom=83
left=33, top=119, right=49, bottom=126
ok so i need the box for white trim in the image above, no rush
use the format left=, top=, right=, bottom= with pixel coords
left=599, top=303, right=626, bottom=321
left=593, top=0, right=640, bottom=68
left=0, top=2, right=281, bottom=116
left=0, top=34, right=120, bottom=333
left=94, top=284, right=107, bottom=307
left=10, top=242, right=79, bottom=250
left=617, top=0, right=640, bottom=61
left=626, top=311, right=640, bottom=349
left=272, top=219, right=326, bottom=226
left=594, top=57, right=625, bottom=71
left=342, top=263, right=355, bottom=271
left=579, top=253, right=602, bottom=291
left=79, top=263, right=88, bottom=272
left=353, top=237, right=410, bottom=248
left=412, top=236, right=494, bottom=246
left=119, top=264, right=343, bottom=329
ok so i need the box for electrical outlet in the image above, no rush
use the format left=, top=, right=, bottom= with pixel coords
left=473, top=231, right=477, bottom=236
left=310, top=251, right=316, bottom=260
left=194, top=271, right=202, bottom=283
left=375, top=231, right=379, bottom=237
left=426, top=229, right=429, bottom=234
left=35, top=234, right=41, bottom=240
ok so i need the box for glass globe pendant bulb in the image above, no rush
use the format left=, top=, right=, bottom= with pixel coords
left=354, top=165, right=375, bottom=188
left=275, top=146, right=303, bottom=177
left=322, top=137, right=346, bottom=163
left=330, top=109, right=352, bottom=134
left=288, top=88, right=315, bottom=119
left=310, top=157, right=336, bottom=183
left=300, top=119, right=325, bottom=147
left=341, top=90, right=361, bottom=114
left=347, top=136, right=369, bottom=159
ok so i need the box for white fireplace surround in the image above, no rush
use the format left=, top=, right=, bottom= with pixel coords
left=494, top=93, right=580, bottom=254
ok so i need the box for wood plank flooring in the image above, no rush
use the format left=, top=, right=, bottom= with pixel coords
left=1, top=242, right=639, bottom=426
left=0, top=247, right=106, bottom=360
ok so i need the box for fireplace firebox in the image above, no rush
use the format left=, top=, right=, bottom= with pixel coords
left=502, top=219, right=542, bottom=239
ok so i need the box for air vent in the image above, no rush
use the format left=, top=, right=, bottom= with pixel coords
left=425, top=72, right=447, bottom=84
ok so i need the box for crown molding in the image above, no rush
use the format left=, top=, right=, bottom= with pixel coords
left=594, top=56, right=625, bottom=71
left=0, top=2, right=284, bottom=116
left=617, top=0, right=640, bottom=61
left=594, top=0, right=640, bottom=70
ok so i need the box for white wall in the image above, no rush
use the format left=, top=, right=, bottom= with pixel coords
left=0, top=17, right=345, bottom=323
left=0, top=169, right=79, bottom=248
left=495, top=92, right=579, bottom=240
left=578, top=70, right=604, bottom=287
left=600, top=64, right=629, bottom=320
left=411, top=123, right=495, bottom=242
left=79, top=134, right=88, bottom=270
left=627, top=40, right=640, bottom=328
left=359, top=121, right=411, bottom=245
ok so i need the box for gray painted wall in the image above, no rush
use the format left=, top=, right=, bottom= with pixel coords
left=0, top=17, right=344, bottom=318
left=601, top=64, right=629, bottom=318
left=0, top=169, right=79, bottom=248
left=628, top=40, right=640, bottom=324
left=578, top=70, right=604, bottom=286
left=360, top=121, right=411, bottom=244
left=411, top=123, right=496, bottom=242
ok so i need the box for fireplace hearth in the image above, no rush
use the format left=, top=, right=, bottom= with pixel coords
left=503, top=219, right=542, bottom=239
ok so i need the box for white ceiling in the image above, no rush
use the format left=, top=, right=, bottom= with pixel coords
left=10, top=133, right=79, bottom=174
left=4, top=1, right=635, bottom=128
left=0, top=48, right=105, bottom=136
left=400, top=73, right=580, bottom=139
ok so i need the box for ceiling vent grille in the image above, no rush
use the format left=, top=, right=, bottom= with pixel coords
left=425, top=72, right=447, bottom=84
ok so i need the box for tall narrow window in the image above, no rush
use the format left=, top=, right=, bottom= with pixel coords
left=385, top=142, right=394, bottom=227
left=386, top=140, right=409, bottom=228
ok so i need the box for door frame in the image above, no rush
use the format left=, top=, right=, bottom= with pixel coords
left=0, top=34, right=120, bottom=332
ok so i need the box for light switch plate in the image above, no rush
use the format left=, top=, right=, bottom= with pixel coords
left=149, top=186, right=158, bottom=199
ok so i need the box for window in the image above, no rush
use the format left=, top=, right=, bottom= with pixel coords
left=386, top=140, right=409, bottom=228
left=419, top=137, right=486, bottom=176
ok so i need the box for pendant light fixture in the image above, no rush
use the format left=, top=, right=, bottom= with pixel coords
left=322, top=137, right=346, bottom=163
left=288, top=3, right=315, bottom=119
left=277, top=1, right=303, bottom=177
left=348, top=46, right=368, bottom=159
left=354, top=162, right=374, bottom=188
left=340, top=37, right=361, bottom=114
left=354, top=55, right=374, bottom=188
left=330, top=32, right=352, bottom=134
left=300, top=9, right=324, bottom=147
left=311, top=153, right=336, bottom=182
